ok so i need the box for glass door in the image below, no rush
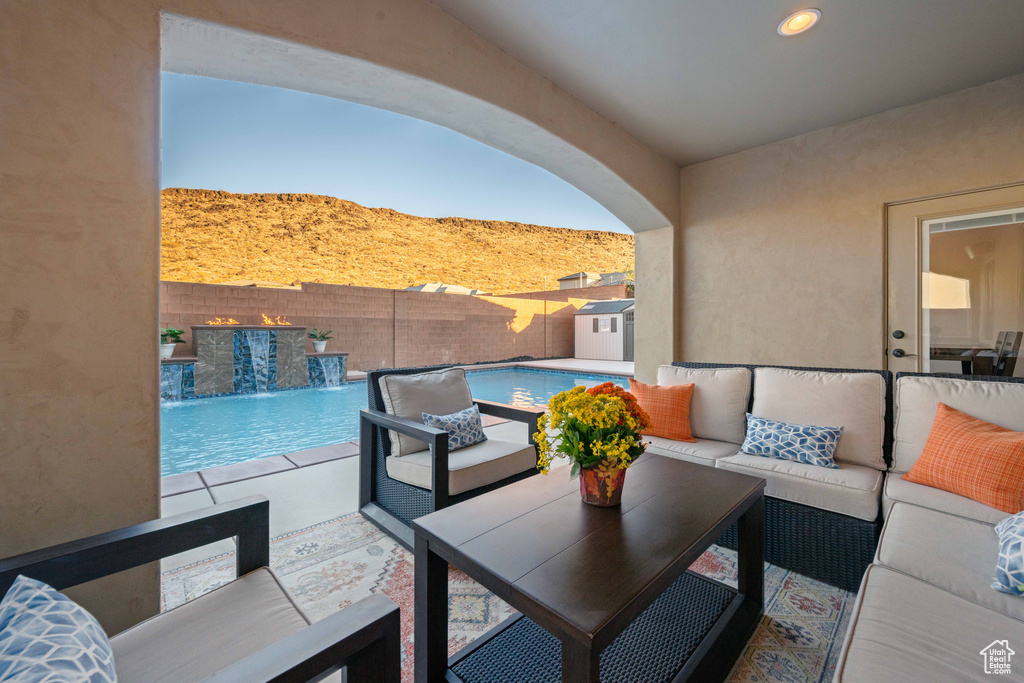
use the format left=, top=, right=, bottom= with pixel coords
left=886, top=184, right=1024, bottom=377
left=922, top=208, right=1024, bottom=375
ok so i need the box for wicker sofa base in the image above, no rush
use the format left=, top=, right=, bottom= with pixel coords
left=716, top=496, right=879, bottom=593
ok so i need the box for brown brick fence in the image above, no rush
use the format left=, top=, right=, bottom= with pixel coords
left=160, top=281, right=601, bottom=371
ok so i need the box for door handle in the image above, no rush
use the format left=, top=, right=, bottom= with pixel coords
left=891, top=348, right=917, bottom=358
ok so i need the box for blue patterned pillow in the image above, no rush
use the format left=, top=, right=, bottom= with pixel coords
left=741, top=414, right=843, bottom=468
left=422, top=404, right=487, bottom=452
left=0, top=575, right=116, bottom=682
left=993, top=511, right=1024, bottom=596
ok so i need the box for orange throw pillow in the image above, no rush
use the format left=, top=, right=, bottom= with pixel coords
left=903, top=402, right=1024, bottom=514
left=628, top=378, right=696, bottom=443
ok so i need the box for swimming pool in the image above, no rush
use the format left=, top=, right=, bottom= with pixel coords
left=160, top=367, right=629, bottom=476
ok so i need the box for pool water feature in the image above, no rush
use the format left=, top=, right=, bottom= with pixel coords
left=160, top=367, right=629, bottom=476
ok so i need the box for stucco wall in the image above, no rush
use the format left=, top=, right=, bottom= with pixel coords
left=1, top=0, right=677, bottom=631
left=679, top=73, right=1024, bottom=369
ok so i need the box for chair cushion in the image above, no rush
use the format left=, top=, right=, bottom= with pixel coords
left=883, top=474, right=1007, bottom=524
left=740, top=414, right=841, bottom=468
left=750, top=367, right=886, bottom=470
left=876, top=502, right=1023, bottom=619
left=834, top=565, right=1024, bottom=682
left=629, top=378, right=695, bottom=442
left=0, top=576, right=116, bottom=683
left=715, top=453, right=881, bottom=520
left=656, top=365, right=751, bottom=444
left=892, top=375, right=1024, bottom=473
left=378, top=368, right=474, bottom=456
left=386, top=439, right=536, bottom=495
left=644, top=437, right=740, bottom=466
left=422, top=404, right=487, bottom=451
left=111, top=568, right=311, bottom=683
left=902, top=403, right=1024, bottom=514
left=994, top=511, right=1024, bottom=597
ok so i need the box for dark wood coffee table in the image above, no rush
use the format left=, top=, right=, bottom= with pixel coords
left=412, top=454, right=765, bottom=683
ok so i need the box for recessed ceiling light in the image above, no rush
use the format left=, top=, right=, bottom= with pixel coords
left=778, top=9, right=821, bottom=36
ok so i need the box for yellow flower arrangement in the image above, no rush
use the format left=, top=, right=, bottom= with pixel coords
left=533, top=383, right=650, bottom=479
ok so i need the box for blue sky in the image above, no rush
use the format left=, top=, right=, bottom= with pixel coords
left=161, top=73, right=629, bottom=234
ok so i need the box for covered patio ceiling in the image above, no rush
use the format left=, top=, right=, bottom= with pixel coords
left=433, top=0, right=1024, bottom=166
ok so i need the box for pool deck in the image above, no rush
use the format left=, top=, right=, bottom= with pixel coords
left=159, top=359, right=630, bottom=571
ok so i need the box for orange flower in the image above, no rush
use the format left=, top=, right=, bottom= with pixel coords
left=586, top=382, right=651, bottom=431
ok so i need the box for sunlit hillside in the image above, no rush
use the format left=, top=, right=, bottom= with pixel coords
left=160, top=188, right=634, bottom=294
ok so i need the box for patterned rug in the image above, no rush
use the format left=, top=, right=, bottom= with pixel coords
left=162, top=513, right=854, bottom=683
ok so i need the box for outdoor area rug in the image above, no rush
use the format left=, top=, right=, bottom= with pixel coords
left=161, top=512, right=855, bottom=683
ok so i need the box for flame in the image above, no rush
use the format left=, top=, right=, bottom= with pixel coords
left=261, top=314, right=292, bottom=326
left=206, top=317, right=240, bottom=325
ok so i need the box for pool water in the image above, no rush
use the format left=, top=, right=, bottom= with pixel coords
left=160, top=368, right=629, bottom=476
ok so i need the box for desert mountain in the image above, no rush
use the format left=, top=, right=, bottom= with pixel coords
left=161, top=188, right=634, bottom=295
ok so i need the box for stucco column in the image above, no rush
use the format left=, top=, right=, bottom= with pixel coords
left=634, top=226, right=678, bottom=382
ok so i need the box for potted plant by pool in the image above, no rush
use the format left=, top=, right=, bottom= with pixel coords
left=308, top=328, right=332, bottom=353
left=534, top=383, right=650, bottom=506
left=159, top=327, right=185, bottom=359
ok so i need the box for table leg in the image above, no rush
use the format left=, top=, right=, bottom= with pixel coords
left=561, top=637, right=599, bottom=683
left=737, top=495, right=764, bottom=610
left=415, top=531, right=449, bottom=683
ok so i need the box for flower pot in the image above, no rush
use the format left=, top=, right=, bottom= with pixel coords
left=579, top=464, right=626, bottom=507
left=159, top=343, right=176, bottom=359
left=312, top=340, right=327, bottom=353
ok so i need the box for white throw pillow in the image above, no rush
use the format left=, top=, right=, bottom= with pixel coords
left=751, top=367, right=886, bottom=470
left=656, top=365, right=751, bottom=444
left=379, top=368, right=474, bottom=456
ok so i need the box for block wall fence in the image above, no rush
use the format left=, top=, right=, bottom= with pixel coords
left=159, top=281, right=623, bottom=371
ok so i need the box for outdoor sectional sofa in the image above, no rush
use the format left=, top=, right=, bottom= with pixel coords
left=834, top=372, right=1024, bottom=681
left=656, top=362, right=892, bottom=592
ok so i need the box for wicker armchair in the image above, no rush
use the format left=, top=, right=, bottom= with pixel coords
left=670, top=362, right=893, bottom=592
left=360, top=365, right=545, bottom=549
left=0, top=496, right=400, bottom=682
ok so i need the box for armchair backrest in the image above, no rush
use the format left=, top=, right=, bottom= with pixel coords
left=367, top=364, right=464, bottom=458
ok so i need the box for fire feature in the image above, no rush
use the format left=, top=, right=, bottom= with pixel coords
left=206, top=317, right=241, bottom=325
left=261, top=313, right=292, bottom=326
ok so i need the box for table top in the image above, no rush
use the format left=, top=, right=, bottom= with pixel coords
left=413, top=454, right=764, bottom=647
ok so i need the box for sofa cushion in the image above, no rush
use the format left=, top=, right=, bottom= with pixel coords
left=386, top=439, right=536, bottom=495
left=892, top=375, right=1024, bottom=473
left=656, top=365, right=751, bottom=444
left=644, top=436, right=740, bottom=466
left=876, top=502, right=1023, bottom=620
left=0, top=576, right=116, bottom=683
left=714, top=453, right=882, bottom=521
left=902, top=403, right=1024, bottom=514
left=422, top=404, right=487, bottom=451
left=629, top=378, right=695, bottom=442
left=883, top=473, right=1008, bottom=525
left=834, top=565, right=1024, bottom=682
left=994, top=512, right=1024, bottom=597
left=111, top=568, right=312, bottom=683
left=740, top=414, right=841, bottom=468
left=378, top=368, right=474, bottom=456
left=751, top=367, right=886, bottom=470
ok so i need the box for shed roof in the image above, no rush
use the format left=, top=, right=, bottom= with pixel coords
left=574, top=299, right=635, bottom=315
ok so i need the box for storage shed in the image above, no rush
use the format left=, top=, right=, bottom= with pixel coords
left=574, top=299, right=635, bottom=361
